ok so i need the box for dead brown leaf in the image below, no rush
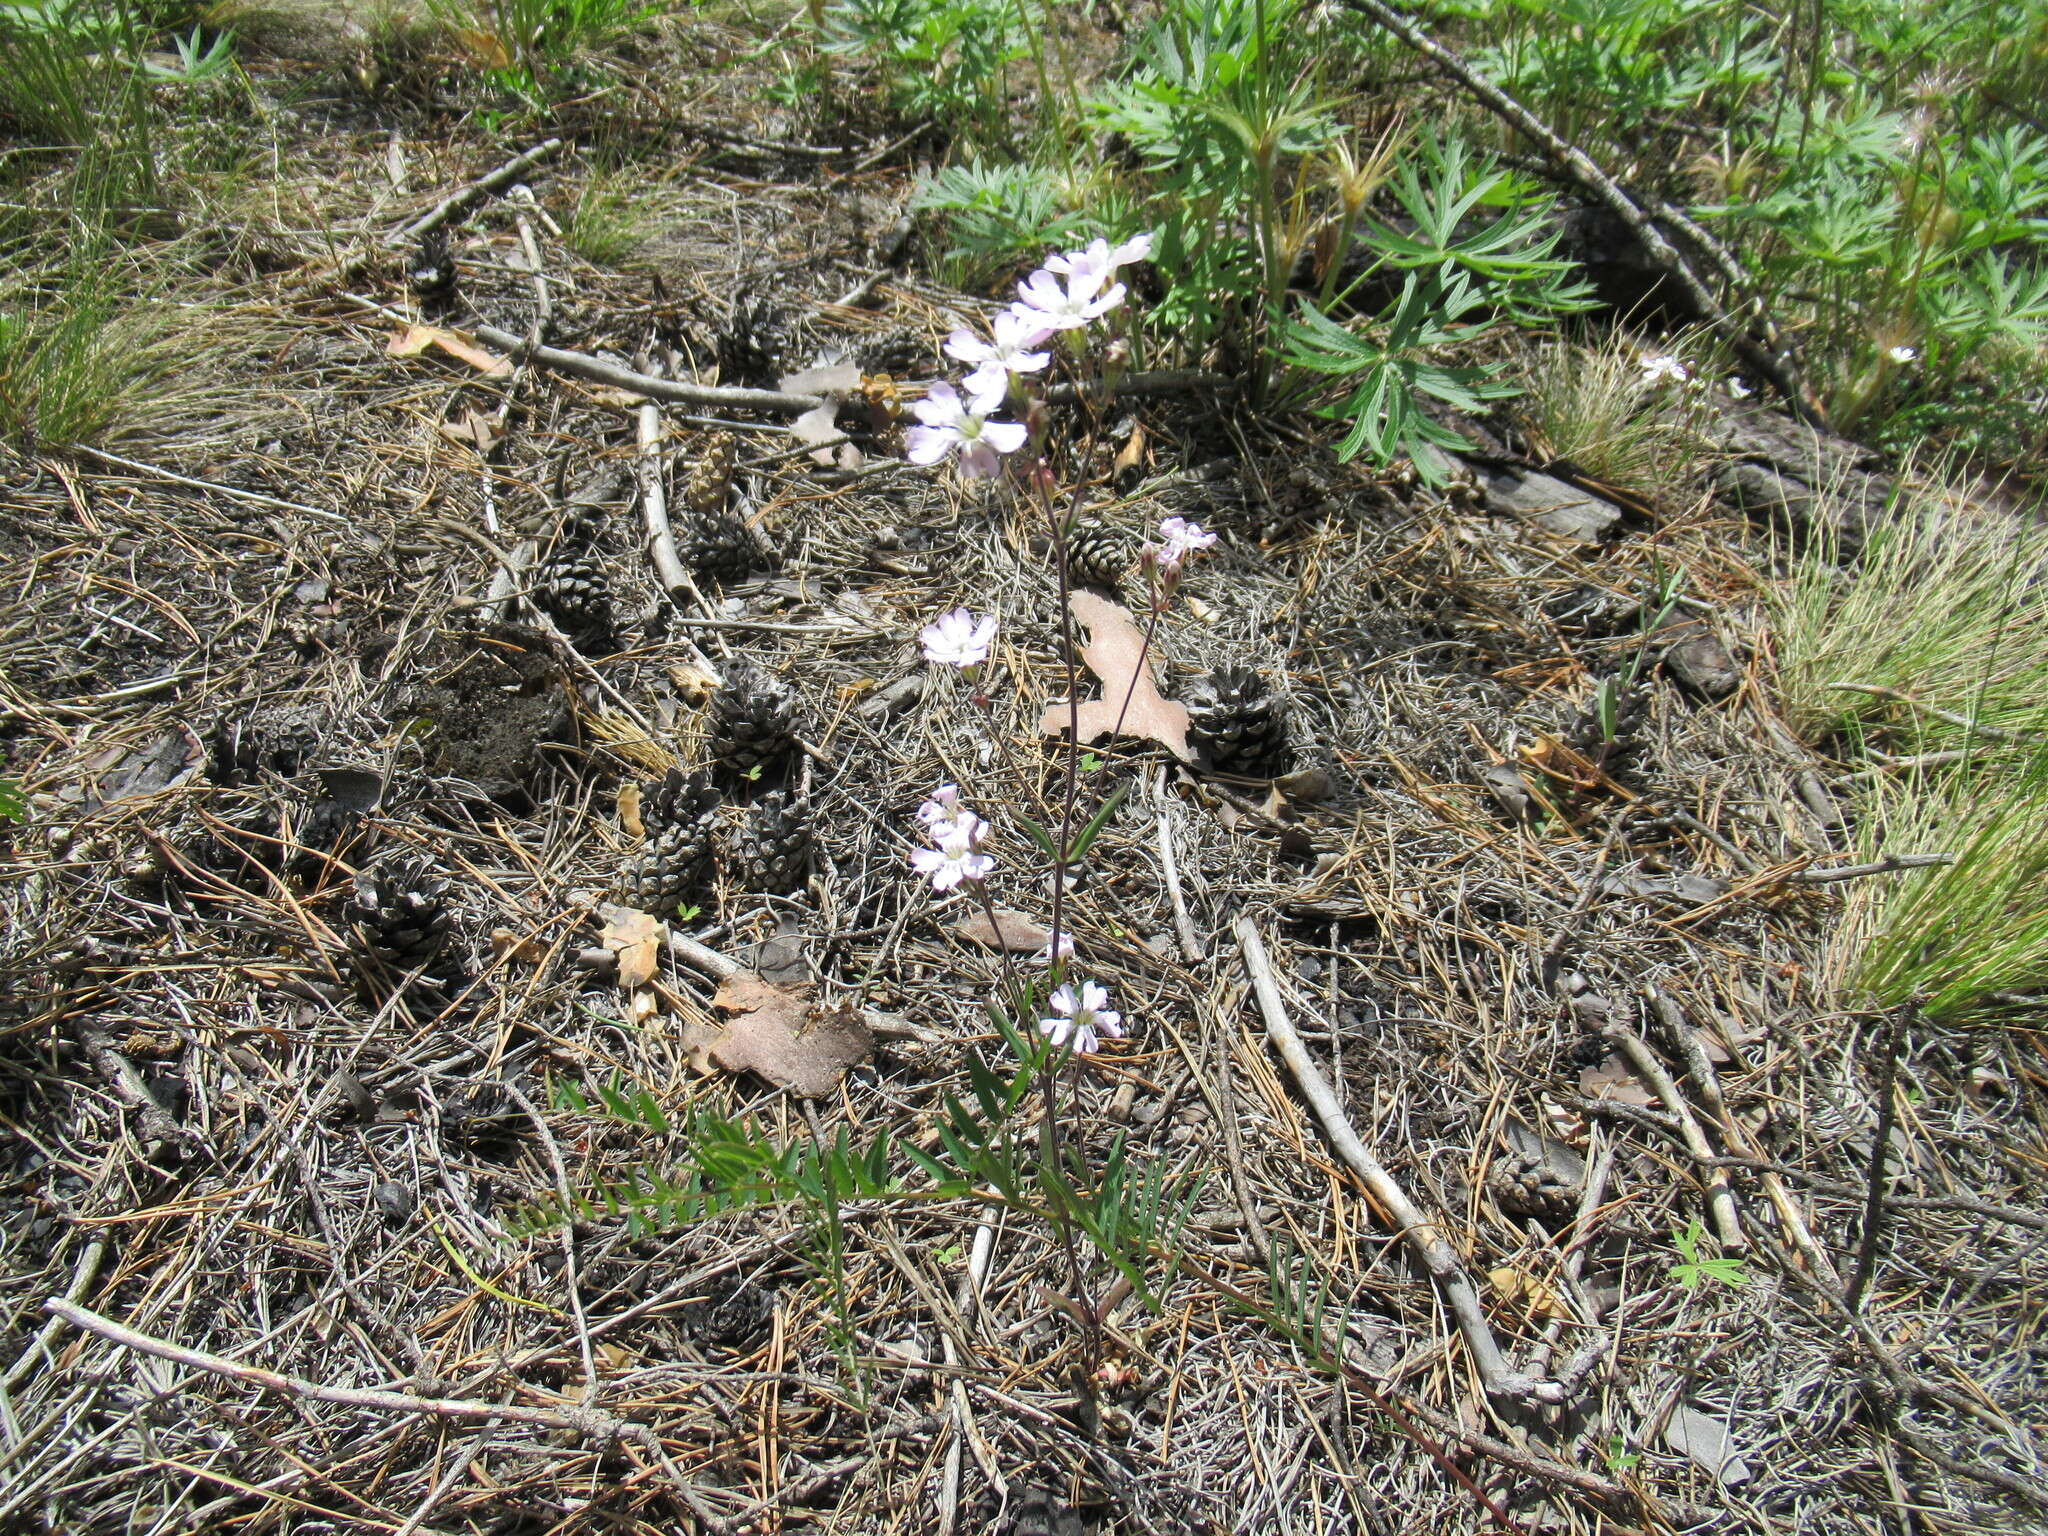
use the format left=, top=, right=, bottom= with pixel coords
left=689, top=973, right=873, bottom=1097
left=387, top=324, right=510, bottom=377
left=1489, top=1265, right=1573, bottom=1320
left=953, top=908, right=1053, bottom=953
left=437, top=409, right=506, bottom=455
left=1113, top=420, right=1148, bottom=479
left=1038, top=591, right=1192, bottom=760
left=617, top=782, right=645, bottom=838
left=600, top=909, right=664, bottom=990
left=490, top=927, right=550, bottom=964
left=1578, top=1057, right=1656, bottom=1108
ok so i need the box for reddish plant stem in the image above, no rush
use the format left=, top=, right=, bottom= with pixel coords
left=1108, top=575, right=1168, bottom=745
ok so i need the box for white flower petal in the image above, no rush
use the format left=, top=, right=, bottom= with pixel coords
left=981, top=419, right=1028, bottom=453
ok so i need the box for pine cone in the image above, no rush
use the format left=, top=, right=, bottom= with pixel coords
left=710, top=660, right=798, bottom=778
left=716, top=284, right=788, bottom=386
left=682, top=503, right=766, bottom=580
left=534, top=548, right=613, bottom=642
left=1488, top=1152, right=1580, bottom=1222
left=348, top=851, right=454, bottom=981
left=684, top=432, right=737, bottom=517
left=618, top=768, right=720, bottom=913
left=209, top=704, right=323, bottom=784
left=1065, top=519, right=1128, bottom=589
left=289, top=794, right=368, bottom=873
left=680, top=434, right=773, bottom=578
left=408, top=227, right=456, bottom=302
left=1186, top=666, right=1290, bottom=776
left=730, top=791, right=813, bottom=892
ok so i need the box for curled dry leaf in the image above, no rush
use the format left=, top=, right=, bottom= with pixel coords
left=387, top=324, right=511, bottom=377
left=686, top=972, right=873, bottom=1098
left=953, top=908, right=1053, bottom=953
left=490, top=927, right=550, bottom=964
left=600, top=909, right=665, bottom=991
left=1038, top=591, right=1192, bottom=761
left=437, top=409, right=506, bottom=455
left=1488, top=1265, right=1573, bottom=1321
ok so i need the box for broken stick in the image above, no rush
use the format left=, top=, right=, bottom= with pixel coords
left=1233, top=914, right=1567, bottom=1403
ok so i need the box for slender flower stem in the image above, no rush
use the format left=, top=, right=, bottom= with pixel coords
left=1107, top=596, right=1167, bottom=747
left=1035, top=466, right=1083, bottom=990
left=967, top=683, right=1052, bottom=830
left=968, top=879, right=1028, bottom=1026
left=1030, top=456, right=1102, bottom=1371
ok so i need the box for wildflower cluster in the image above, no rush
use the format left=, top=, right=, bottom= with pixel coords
left=906, top=234, right=1154, bottom=481
left=910, top=784, right=994, bottom=892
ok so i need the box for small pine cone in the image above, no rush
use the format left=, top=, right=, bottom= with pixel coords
left=534, top=548, right=613, bottom=640
left=1065, top=520, right=1128, bottom=589
left=442, top=1081, right=518, bottom=1149
left=716, top=285, right=788, bottom=387
left=1186, top=666, right=1291, bottom=776
left=682, top=502, right=766, bottom=580
left=710, top=660, right=799, bottom=778
left=1487, top=1151, right=1579, bottom=1221
left=210, top=704, right=323, bottom=784
left=408, top=227, right=456, bottom=301
left=730, top=791, right=813, bottom=893
left=683, top=432, right=737, bottom=517
left=642, top=765, right=721, bottom=832
left=348, top=852, right=454, bottom=979
left=290, top=795, right=368, bottom=872
left=619, top=768, right=720, bottom=913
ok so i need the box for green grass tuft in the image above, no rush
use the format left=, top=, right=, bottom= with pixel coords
left=1770, top=478, right=2048, bottom=757
left=1839, top=748, right=2048, bottom=1020
left=1512, top=333, right=1722, bottom=500
left=1773, top=468, right=2048, bottom=1020
left=0, top=266, right=190, bottom=450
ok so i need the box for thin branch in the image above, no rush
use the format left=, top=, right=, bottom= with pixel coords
left=1846, top=1004, right=1910, bottom=1309
left=45, top=1301, right=737, bottom=1529
left=1600, top=1016, right=1745, bottom=1250
left=1234, top=915, right=1566, bottom=1403
left=390, top=138, right=564, bottom=246
left=1780, top=852, right=1954, bottom=883
left=1829, top=682, right=2048, bottom=744
left=65, top=445, right=347, bottom=523
left=1332, top=0, right=1820, bottom=423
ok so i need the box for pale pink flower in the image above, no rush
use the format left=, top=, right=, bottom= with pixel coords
left=1031, top=929, right=1075, bottom=966
left=1045, top=232, right=1156, bottom=285
left=1039, top=980, right=1124, bottom=1054
left=1639, top=353, right=1689, bottom=386
left=911, top=813, right=993, bottom=891
left=920, top=608, right=997, bottom=670
left=946, top=310, right=1053, bottom=410
left=1011, top=265, right=1126, bottom=332
left=1156, top=516, right=1217, bottom=569
left=916, top=783, right=963, bottom=831
left=905, top=382, right=1028, bottom=478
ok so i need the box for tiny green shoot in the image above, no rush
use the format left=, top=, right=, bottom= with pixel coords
left=1669, top=1219, right=1748, bottom=1291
